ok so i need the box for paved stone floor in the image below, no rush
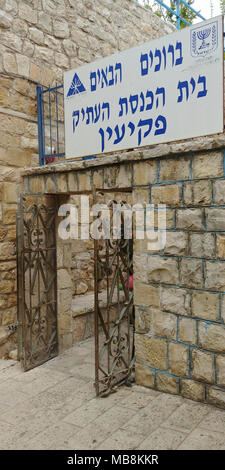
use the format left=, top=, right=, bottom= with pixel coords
left=0, top=338, right=225, bottom=450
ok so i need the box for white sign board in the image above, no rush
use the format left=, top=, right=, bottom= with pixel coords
left=64, top=16, right=224, bottom=159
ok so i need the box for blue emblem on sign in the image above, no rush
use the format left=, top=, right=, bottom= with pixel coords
left=67, top=73, right=86, bottom=97
left=191, top=21, right=218, bottom=57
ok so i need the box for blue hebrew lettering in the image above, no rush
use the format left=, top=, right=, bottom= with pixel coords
left=101, top=68, right=108, bottom=88
left=108, top=65, right=114, bottom=86
left=154, top=48, right=161, bottom=72
left=81, top=108, right=85, bottom=121
left=86, top=106, right=94, bottom=125
left=168, top=44, right=174, bottom=67
left=102, top=102, right=110, bottom=121
left=94, top=104, right=101, bottom=123
left=149, top=50, right=154, bottom=69
left=129, top=94, right=139, bottom=114
left=99, top=128, right=105, bottom=152
left=162, top=46, right=167, bottom=69
left=106, top=126, right=113, bottom=140
left=115, top=63, right=122, bottom=84
left=140, top=92, right=145, bottom=112
left=190, top=77, right=196, bottom=94
left=197, top=75, right=207, bottom=98
left=145, top=90, right=154, bottom=111
left=97, top=69, right=101, bottom=84
left=140, top=53, right=148, bottom=76
left=67, top=73, right=86, bottom=97
left=128, top=121, right=135, bottom=136
left=175, top=41, right=183, bottom=66
left=114, top=124, right=125, bottom=144
left=177, top=80, right=189, bottom=102
left=156, top=87, right=165, bottom=108
left=154, top=115, right=167, bottom=135
left=72, top=110, right=79, bottom=133
left=137, top=118, right=153, bottom=146
left=119, top=97, right=128, bottom=117
left=90, top=72, right=97, bottom=92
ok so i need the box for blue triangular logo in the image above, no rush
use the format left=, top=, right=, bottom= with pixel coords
left=67, top=73, right=86, bottom=97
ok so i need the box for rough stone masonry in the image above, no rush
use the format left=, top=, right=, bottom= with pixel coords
left=0, top=0, right=172, bottom=357
left=23, top=134, right=225, bottom=409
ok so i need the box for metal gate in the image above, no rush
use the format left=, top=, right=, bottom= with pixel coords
left=94, top=198, right=134, bottom=396
left=17, top=196, right=58, bottom=371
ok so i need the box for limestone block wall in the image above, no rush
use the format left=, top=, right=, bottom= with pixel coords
left=0, top=0, right=172, bottom=356
left=134, top=149, right=225, bottom=409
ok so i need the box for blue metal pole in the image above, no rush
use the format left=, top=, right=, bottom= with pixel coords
left=37, top=86, right=44, bottom=166
left=176, top=0, right=180, bottom=29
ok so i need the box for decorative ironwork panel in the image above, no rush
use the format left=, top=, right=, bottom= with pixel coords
left=94, top=199, right=134, bottom=396
left=17, top=196, right=58, bottom=371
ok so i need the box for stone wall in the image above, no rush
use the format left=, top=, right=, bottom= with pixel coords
left=23, top=135, right=225, bottom=408
left=0, top=0, right=172, bottom=357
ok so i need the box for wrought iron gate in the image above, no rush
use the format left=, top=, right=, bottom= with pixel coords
left=94, top=198, right=134, bottom=396
left=17, top=196, right=58, bottom=371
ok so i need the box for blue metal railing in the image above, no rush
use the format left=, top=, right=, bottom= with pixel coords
left=140, top=0, right=205, bottom=29
left=37, top=84, right=65, bottom=166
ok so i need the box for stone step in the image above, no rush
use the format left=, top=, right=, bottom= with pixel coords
left=8, top=348, right=18, bottom=361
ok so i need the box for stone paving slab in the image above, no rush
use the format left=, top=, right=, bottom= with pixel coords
left=0, top=337, right=225, bottom=450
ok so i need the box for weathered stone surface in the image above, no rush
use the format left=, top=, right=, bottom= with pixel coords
left=180, top=259, right=203, bottom=289
left=3, top=182, right=17, bottom=203
left=179, top=317, right=196, bottom=345
left=160, top=286, right=191, bottom=315
left=151, top=309, right=177, bottom=339
left=75, top=281, right=88, bottom=295
left=159, top=156, right=190, bottom=182
left=206, top=208, right=225, bottom=231
left=133, top=161, right=157, bottom=185
left=2, top=205, right=17, bottom=225
left=58, top=289, right=72, bottom=314
left=0, top=10, right=12, bottom=29
left=3, top=52, right=17, bottom=73
left=198, top=322, right=225, bottom=353
left=29, top=27, right=45, bottom=45
left=214, top=180, right=225, bottom=205
left=183, top=180, right=211, bottom=206
left=58, top=312, right=72, bottom=335
left=133, top=253, right=148, bottom=283
left=191, top=349, right=215, bottom=383
left=206, top=387, right=225, bottom=408
left=181, top=379, right=205, bottom=402
left=192, top=291, right=219, bottom=321
left=38, top=11, right=52, bottom=33
left=190, top=233, right=215, bottom=259
left=217, top=235, right=225, bottom=259
left=135, top=333, right=168, bottom=370
left=192, top=151, right=223, bottom=179
left=169, top=342, right=189, bottom=377
left=19, top=3, right=37, bottom=24
left=151, top=184, right=181, bottom=207
left=135, top=364, right=155, bottom=388
left=53, top=18, right=69, bottom=38
left=135, top=306, right=152, bottom=333
left=205, top=261, right=225, bottom=291
left=134, top=282, right=159, bottom=307
left=147, top=256, right=178, bottom=284
left=57, top=269, right=71, bottom=289
left=163, top=231, right=188, bottom=256
left=156, top=373, right=179, bottom=394
left=176, top=209, right=203, bottom=230
left=216, top=355, right=225, bottom=387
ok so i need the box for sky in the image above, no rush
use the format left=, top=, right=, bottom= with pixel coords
left=139, top=1, right=221, bottom=21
